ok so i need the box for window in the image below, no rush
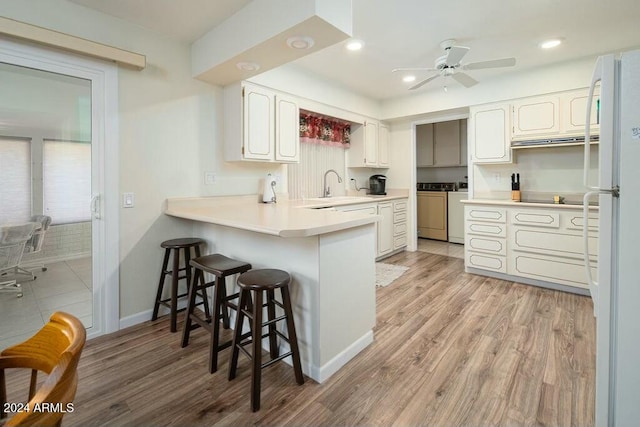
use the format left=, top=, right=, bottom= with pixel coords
left=43, top=140, right=91, bottom=224
left=0, top=137, right=31, bottom=223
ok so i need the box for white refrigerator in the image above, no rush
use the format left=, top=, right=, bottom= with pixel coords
left=583, top=49, right=640, bottom=427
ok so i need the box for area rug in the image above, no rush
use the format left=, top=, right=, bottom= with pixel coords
left=375, top=262, right=409, bottom=287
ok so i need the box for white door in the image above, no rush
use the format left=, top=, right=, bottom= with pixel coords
left=512, top=96, right=560, bottom=139
left=471, top=103, right=511, bottom=163
left=0, top=39, right=119, bottom=341
left=364, top=121, right=378, bottom=166
left=243, top=84, right=274, bottom=160
left=275, top=94, right=299, bottom=162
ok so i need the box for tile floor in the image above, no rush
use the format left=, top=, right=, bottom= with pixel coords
left=417, top=238, right=464, bottom=259
left=0, top=257, right=92, bottom=349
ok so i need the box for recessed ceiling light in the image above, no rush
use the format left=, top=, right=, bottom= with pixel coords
left=286, top=36, right=315, bottom=50
left=346, top=39, right=364, bottom=51
left=403, top=75, right=416, bottom=83
left=236, top=61, right=260, bottom=72
left=540, top=38, right=563, bottom=49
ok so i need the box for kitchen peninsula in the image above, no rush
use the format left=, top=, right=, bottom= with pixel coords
left=165, top=195, right=395, bottom=383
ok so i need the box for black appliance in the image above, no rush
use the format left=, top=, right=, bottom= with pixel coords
left=369, top=174, right=387, bottom=195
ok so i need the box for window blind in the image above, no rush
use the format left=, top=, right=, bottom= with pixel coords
left=43, top=140, right=91, bottom=224
left=0, top=138, right=31, bottom=223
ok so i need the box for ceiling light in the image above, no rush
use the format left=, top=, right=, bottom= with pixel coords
left=346, top=39, right=364, bottom=51
left=540, top=38, right=563, bottom=49
left=403, top=75, right=416, bottom=83
left=236, top=61, right=260, bottom=72
left=286, top=36, right=315, bottom=50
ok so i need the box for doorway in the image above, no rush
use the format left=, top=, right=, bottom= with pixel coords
left=0, top=39, right=119, bottom=342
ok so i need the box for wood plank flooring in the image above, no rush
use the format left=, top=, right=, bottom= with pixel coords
left=4, top=250, right=595, bottom=426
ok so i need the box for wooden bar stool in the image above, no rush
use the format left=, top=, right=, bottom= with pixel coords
left=228, top=269, right=304, bottom=411
left=151, top=237, right=207, bottom=333
left=182, top=254, right=252, bottom=373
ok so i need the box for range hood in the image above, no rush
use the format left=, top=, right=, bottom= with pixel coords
left=511, top=135, right=599, bottom=148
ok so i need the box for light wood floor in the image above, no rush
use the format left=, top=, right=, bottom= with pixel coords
left=5, top=250, right=595, bottom=426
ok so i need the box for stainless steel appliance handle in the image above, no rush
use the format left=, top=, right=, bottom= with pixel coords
left=584, top=56, right=602, bottom=191
left=583, top=191, right=598, bottom=305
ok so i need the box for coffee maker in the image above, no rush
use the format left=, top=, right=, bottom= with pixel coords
left=368, top=174, right=387, bottom=195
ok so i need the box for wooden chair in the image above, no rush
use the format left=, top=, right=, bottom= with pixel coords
left=0, top=312, right=86, bottom=426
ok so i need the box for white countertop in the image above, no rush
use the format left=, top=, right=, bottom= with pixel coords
left=165, top=191, right=408, bottom=238
left=462, top=198, right=599, bottom=210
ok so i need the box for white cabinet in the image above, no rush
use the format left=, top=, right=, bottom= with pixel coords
left=464, top=205, right=507, bottom=273
left=447, top=192, right=467, bottom=244
left=469, top=103, right=512, bottom=164
left=377, top=202, right=394, bottom=257
left=560, top=87, right=600, bottom=137
left=392, top=199, right=408, bottom=250
left=224, top=82, right=299, bottom=163
left=349, top=120, right=390, bottom=168
left=512, top=96, right=561, bottom=139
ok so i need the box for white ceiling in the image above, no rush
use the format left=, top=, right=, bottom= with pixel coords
left=69, top=0, right=640, bottom=101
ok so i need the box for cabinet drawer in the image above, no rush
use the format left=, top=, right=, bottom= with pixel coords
left=511, top=228, right=598, bottom=259
left=394, top=223, right=407, bottom=236
left=393, top=234, right=407, bottom=249
left=466, top=207, right=507, bottom=223
left=511, top=211, right=560, bottom=228
left=465, top=252, right=507, bottom=273
left=393, top=211, right=407, bottom=223
left=508, top=253, right=596, bottom=289
left=466, top=235, right=506, bottom=256
left=465, top=221, right=507, bottom=238
left=563, top=211, right=599, bottom=232
left=394, top=200, right=407, bottom=212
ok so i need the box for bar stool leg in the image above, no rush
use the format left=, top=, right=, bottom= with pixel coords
left=151, top=248, right=171, bottom=321
left=170, top=248, right=180, bottom=333
left=181, top=269, right=201, bottom=348
left=229, top=289, right=248, bottom=381
left=266, top=289, right=279, bottom=359
left=251, top=289, right=263, bottom=412
left=209, top=275, right=224, bottom=374
left=281, top=286, right=304, bottom=385
left=220, top=282, right=231, bottom=329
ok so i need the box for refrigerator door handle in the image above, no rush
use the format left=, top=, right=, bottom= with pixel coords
left=584, top=56, right=602, bottom=191
left=583, top=191, right=599, bottom=311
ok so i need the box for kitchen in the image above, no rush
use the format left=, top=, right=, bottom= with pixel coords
left=0, top=0, right=639, bottom=426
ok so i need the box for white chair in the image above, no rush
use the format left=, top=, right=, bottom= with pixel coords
left=16, top=215, right=52, bottom=280
left=0, top=223, right=37, bottom=297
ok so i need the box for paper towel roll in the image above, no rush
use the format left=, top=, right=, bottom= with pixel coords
left=262, top=174, right=277, bottom=203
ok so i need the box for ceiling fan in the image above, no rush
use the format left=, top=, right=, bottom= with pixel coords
left=392, top=39, right=516, bottom=90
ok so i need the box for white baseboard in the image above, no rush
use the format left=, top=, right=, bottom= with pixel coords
left=312, top=330, right=374, bottom=383
left=119, top=309, right=153, bottom=330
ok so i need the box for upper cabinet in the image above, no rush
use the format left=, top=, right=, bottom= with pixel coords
left=470, top=103, right=512, bottom=164
left=416, top=119, right=467, bottom=167
left=511, top=88, right=600, bottom=141
left=224, top=82, right=299, bottom=163
left=349, top=120, right=390, bottom=168
left=512, top=96, right=561, bottom=139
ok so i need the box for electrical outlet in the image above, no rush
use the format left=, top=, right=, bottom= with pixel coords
left=273, top=173, right=282, bottom=183
left=204, top=172, right=216, bottom=185
left=493, top=173, right=501, bottom=183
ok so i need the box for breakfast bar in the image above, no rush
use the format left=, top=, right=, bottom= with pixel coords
left=165, top=196, right=379, bottom=383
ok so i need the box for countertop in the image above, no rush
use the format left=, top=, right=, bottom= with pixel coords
left=165, top=190, right=409, bottom=238
left=462, top=198, right=599, bottom=210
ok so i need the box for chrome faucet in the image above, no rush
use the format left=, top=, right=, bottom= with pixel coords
left=323, top=169, right=343, bottom=197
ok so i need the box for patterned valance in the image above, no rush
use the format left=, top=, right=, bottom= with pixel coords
left=299, top=113, right=350, bottom=148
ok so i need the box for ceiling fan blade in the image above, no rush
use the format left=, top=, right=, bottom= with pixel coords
left=409, top=74, right=440, bottom=90
left=392, top=67, right=437, bottom=73
left=445, top=46, right=470, bottom=66
left=463, top=57, right=516, bottom=70
left=451, top=72, right=478, bottom=88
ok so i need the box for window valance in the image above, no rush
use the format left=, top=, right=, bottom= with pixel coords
left=299, top=112, right=350, bottom=148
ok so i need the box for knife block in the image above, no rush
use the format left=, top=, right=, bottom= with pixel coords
left=511, top=190, right=521, bottom=202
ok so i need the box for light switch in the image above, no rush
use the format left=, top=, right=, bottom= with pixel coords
left=122, top=192, right=135, bottom=208
left=204, top=172, right=216, bottom=185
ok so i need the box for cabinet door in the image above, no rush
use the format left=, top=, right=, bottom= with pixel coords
left=378, top=123, right=390, bottom=167
left=364, top=121, right=378, bottom=166
left=434, top=120, right=461, bottom=166
left=243, top=85, right=274, bottom=160
left=275, top=94, right=299, bottom=162
left=512, top=96, right=560, bottom=139
left=417, top=192, right=448, bottom=241
left=471, top=103, right=511, bottom=163
left=377, top=202, right=394, bottom=256
left=416, top=123, right=434, bottom=167
left=562, top=88, right=600, bottom=136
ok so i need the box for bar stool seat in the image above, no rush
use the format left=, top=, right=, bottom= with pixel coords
left=152, top=237, right=207, bottom=332
left=228, top=268, right=304, bottom=411
left=182, top=253, right=252, bottom=373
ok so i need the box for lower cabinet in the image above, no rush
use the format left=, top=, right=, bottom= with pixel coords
left=377, top=202, right=394, bottom=257
left=464, top=204, right=599, bottom=291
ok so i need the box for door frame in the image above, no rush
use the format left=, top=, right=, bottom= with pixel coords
left=0, top=38, right=120, bottom=338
